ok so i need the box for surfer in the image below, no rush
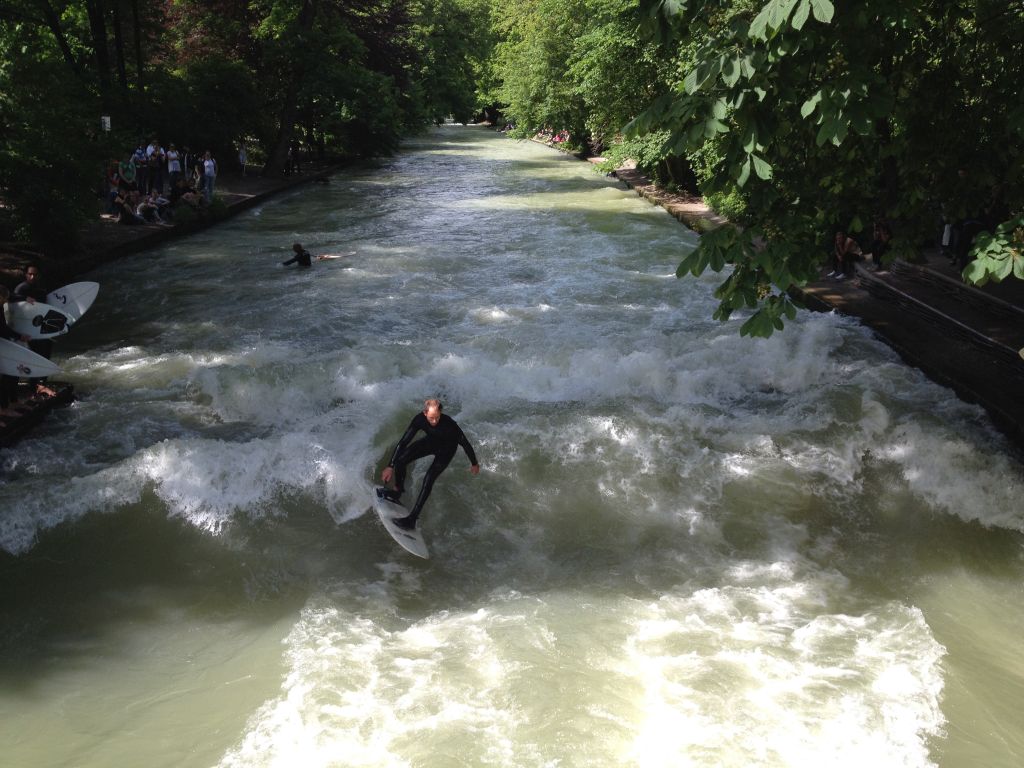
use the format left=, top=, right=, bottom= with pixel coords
left=281, top=242, right=352, bottom=267
left=380, top=398, right=480, bottom=529
left=0, top=285, right=32, bottom=414
left=12, top=265, right=56, bottom=395
left=282, top=243, right=314, bottom=267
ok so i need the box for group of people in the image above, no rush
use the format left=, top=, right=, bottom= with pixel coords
left=106, top=139, right=221, bottom=225
left=535, top=127, right=571, bottom=145
left=0, top=265, right=56, bottom=421
left=826, top=221, right=892, bottom=280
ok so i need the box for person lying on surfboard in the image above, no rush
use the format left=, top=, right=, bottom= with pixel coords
left=380, top=398, right=480, bottom=530
left=281, top=242, right=354, bottom=267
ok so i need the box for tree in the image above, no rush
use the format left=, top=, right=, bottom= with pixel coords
left=629, top=0, right=1024, bottom=336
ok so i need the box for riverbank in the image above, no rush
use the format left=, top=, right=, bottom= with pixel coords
left=0, top=164, right=340, bottom=446
left=593, top=153, right=1024, bottom=454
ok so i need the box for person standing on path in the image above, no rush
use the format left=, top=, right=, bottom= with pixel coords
left=380, top=399, right=480, bottom=530
left=203, top=151, right=217, bottom=201
left=166, top=144, right=182, bottom=189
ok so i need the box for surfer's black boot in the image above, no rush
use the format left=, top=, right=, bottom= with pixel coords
left=378, top=488, right=402, bottom=503
left=392, top=514, right=417, bottom=530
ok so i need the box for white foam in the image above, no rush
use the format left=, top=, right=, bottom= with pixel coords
left=623, top=589, right=946, bottom=766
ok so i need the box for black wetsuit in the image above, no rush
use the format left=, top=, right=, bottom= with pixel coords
left=388, top=412, right=478, bottom=521
left=282, top=249, right=313, bottom=267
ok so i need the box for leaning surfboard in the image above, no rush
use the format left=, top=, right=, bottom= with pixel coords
left=372, top=487, right=429, bottom=559
left=0, top=338, right=61, bottom=378
left=6, top=301, right=74, bottom=339
left=46, top=282, right=99, bottom=321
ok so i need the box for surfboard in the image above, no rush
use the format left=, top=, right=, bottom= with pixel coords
left=46, top=282, right=99, bottom=320
left=5, top=301, right=74, bottom=339
left=0, top=338, right=61, bottom=378
left=372, top=487, right=429, bottom=559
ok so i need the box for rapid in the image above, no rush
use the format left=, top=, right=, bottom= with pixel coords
left=1, top=126, right=1023, bottom=767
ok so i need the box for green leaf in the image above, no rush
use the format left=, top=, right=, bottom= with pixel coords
left=737, top=156, right=752, bottom=187
left=676, top=248, right=704, bottom=277
left=722, top=57, right=740, bottom=87
left=962, top=259, right=990, bottom=286
left=815, top=119, right=835, bottom=146
left=810, top=0, right=834, bottom=23
left=994, top=255, right=1014, bottom=281
left=791, top=0, right=811, bottom=30
left=749, top=5, right=772, bottom=40
left=740, top=310, right=774, bottom=338
left=769, top=0, right=800, bottom=29
left=752, top=154, right=773, bottom=179
left=742, top=127, right=758, bottom=153
left=800, top=90, right=822, bottom=119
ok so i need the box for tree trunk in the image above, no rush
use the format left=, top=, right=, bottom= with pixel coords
left=130, top=0, right=144, bottom=93
left=84, top=0, right=112, bottom=101
left=112, top=0, right=128, bottom=93
left=37, top=0, right=83, bottom=78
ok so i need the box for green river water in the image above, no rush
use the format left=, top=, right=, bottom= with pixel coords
left=1, top=126, right=1023, bottom=767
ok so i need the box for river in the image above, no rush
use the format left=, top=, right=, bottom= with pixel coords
left=1, top=126, right=1022, bottom=767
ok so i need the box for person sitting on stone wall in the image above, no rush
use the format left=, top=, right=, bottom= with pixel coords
left=827, top=229, right=863, bottom=280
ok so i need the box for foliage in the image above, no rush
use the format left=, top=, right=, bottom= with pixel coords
left=492, top=0, right=670, bottom=149
left=626, top=0, right=1024, bottom=335
left=0, top=20, right=107, bottom=252
left=964, top=214, right=1024, bottom=286
left=0, top=0, right=499, bottom=252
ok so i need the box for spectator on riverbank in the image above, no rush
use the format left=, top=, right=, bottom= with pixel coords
left=136, top=193, right=171, bottom=225
left=170, top=178, right=204, bottom=211
left=105, top=162, right=121, bottom=213
left=202, top=151, right=217, bottom=200
left=827, top=230, right=862, bottom=279
left=146, top=138, right=166, bottom=194
left=239, top=144, right=248, bottom=176
left=118, top=153, right=137, bottom=191
left=133, top=144, right=148, bottom=194
left=166, top=143, right=182, bottom=189
left=286, top=140, right=302, bottom=175
left=863, top=222, right=892, bottom=271
left=182, top=146, right=196, bottom=180
left=114, top=190, right=146, bottom=225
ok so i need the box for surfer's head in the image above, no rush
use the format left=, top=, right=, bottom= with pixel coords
left=423, top=398, right=443, bottom=426
left=292, top=243, right=303, bottom=254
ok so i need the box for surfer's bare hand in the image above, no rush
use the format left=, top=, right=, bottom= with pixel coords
left=470, top=464, right=480, bottom=475
left=382, top=466, right=393, bottom=484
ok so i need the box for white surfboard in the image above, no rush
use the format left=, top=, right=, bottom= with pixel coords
left=47, top=282, right=99, bottom=320
left=6, top=301, right=74, bottom=339
left=0, top=338, right=61, bottom=378
left=372, top=487, right=429, bottom=559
